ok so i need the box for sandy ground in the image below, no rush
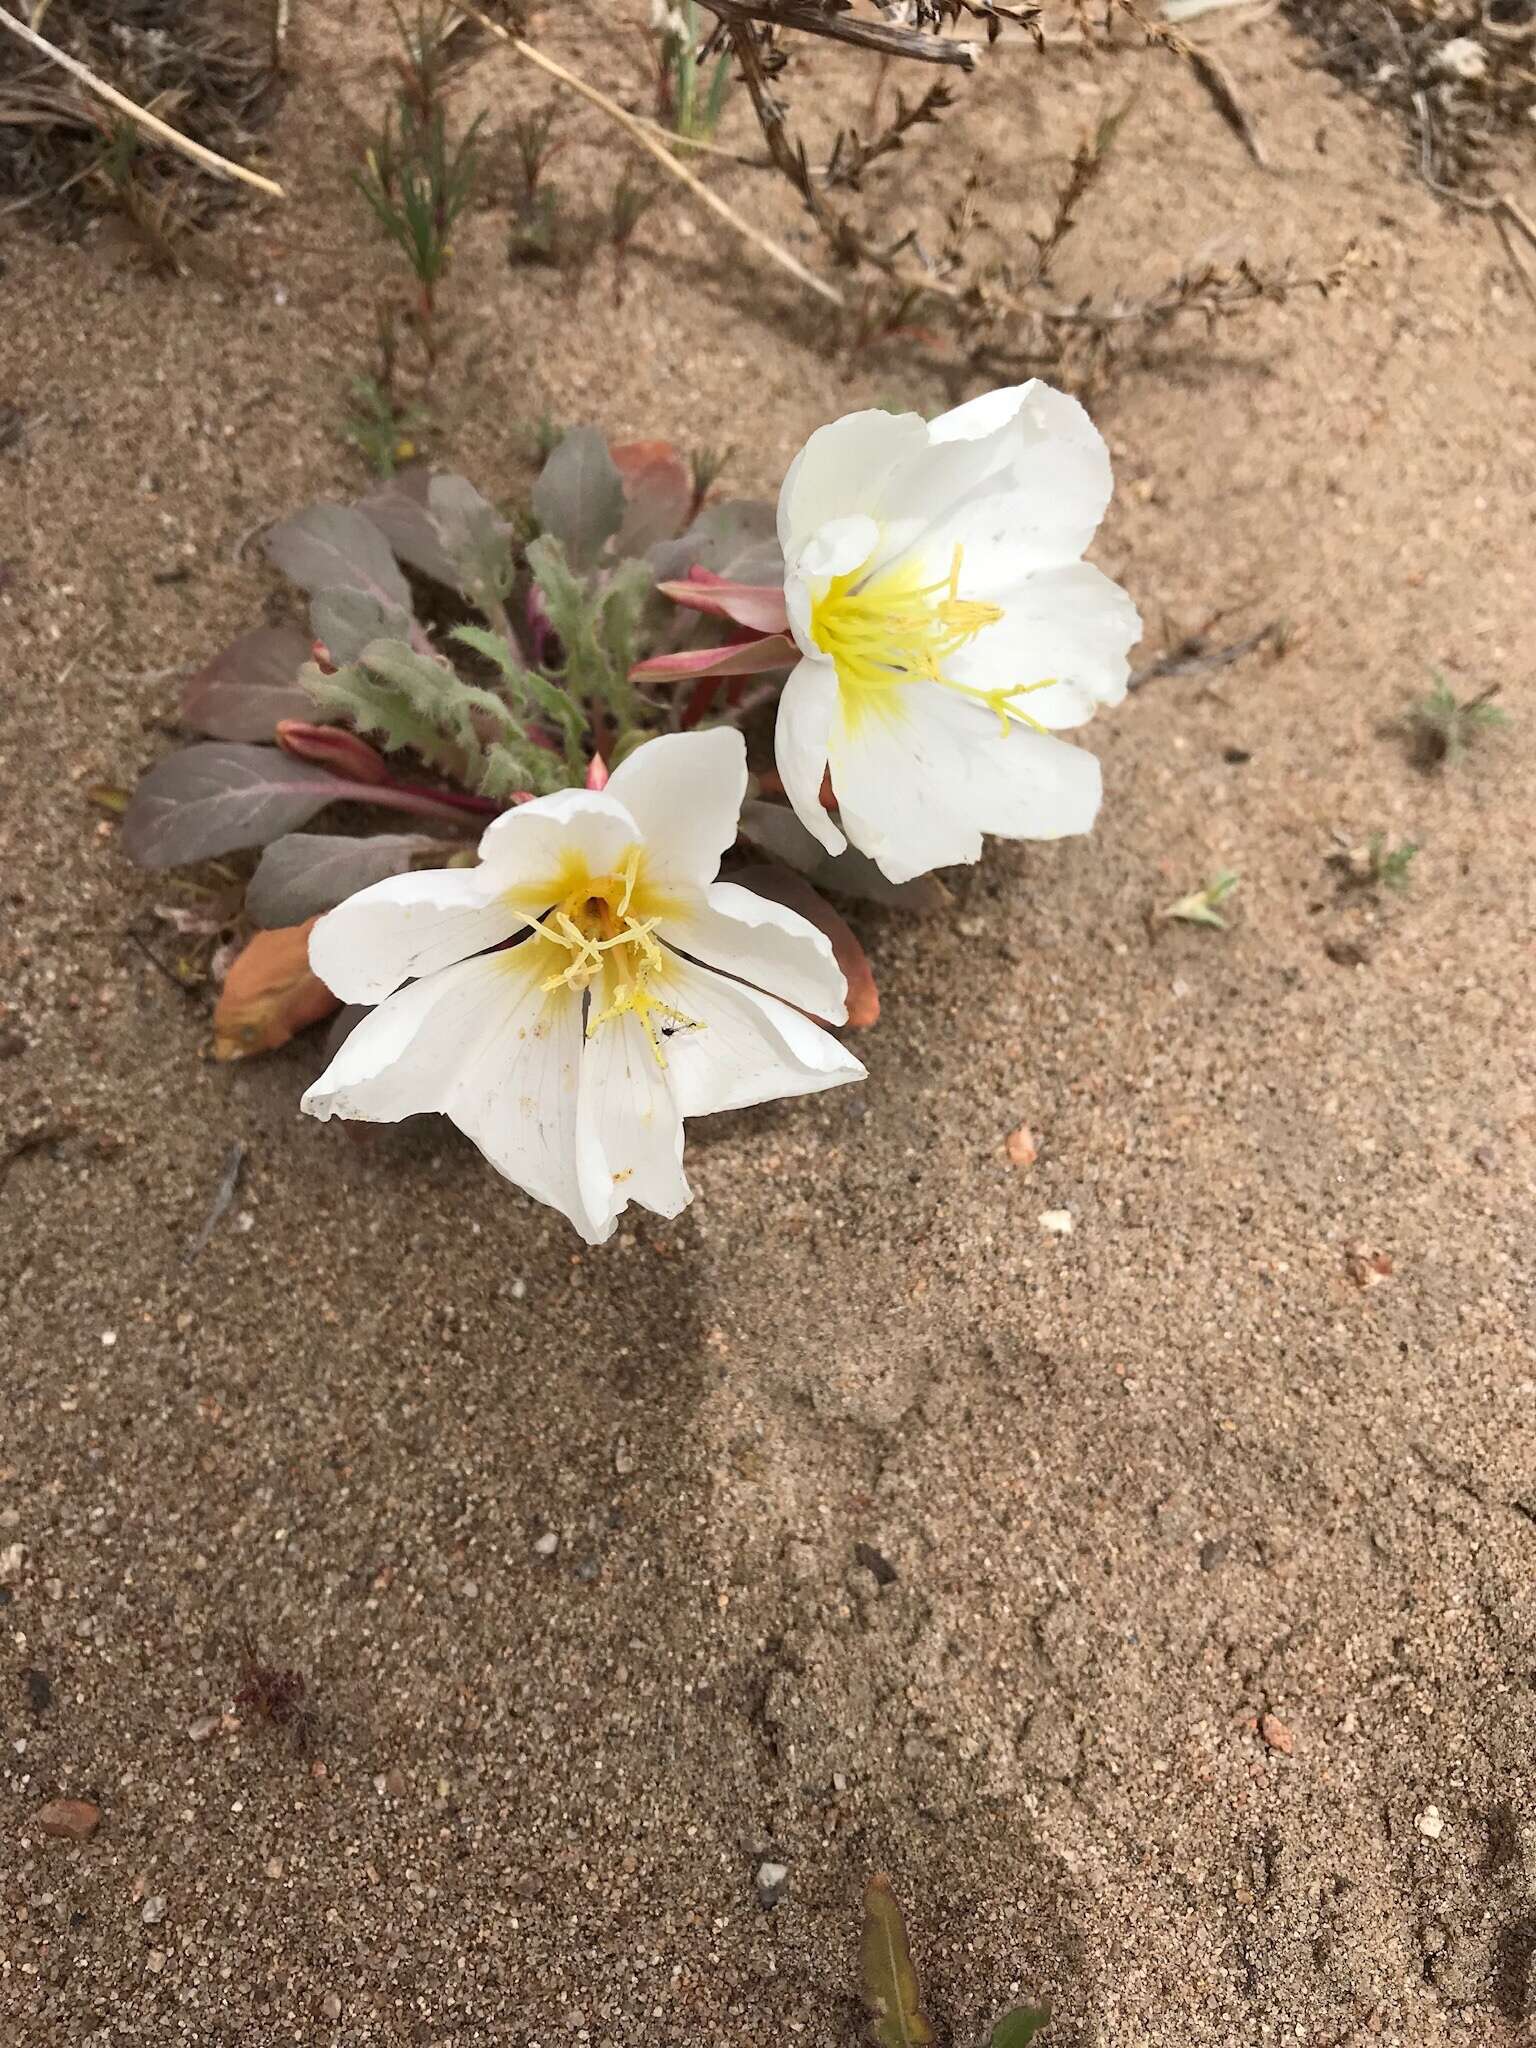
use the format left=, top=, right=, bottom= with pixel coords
left=2, top=5, right=1535, bottom=2044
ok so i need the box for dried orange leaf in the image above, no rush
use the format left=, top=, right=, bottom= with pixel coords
left=212, top=918, right=339, bottom=1061
left=861, top=1874, right=936, bottom=2048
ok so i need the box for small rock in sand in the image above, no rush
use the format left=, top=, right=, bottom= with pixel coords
left=755, top=1860, right=789, bottom=1908
left=35, top=1798, right=100, bottom=1843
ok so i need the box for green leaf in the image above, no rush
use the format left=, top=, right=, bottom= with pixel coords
left=429, top=474, right=515, bottom=617
left=531, top=426, right=625, bottom=571
left=1163, top=870, right=1240, bottom=929
left=989, top=2007, right=1052, bottom=2048
left=312, top=588, right=413, bottom=666
left=861, top=1875, right=935, bottom=2048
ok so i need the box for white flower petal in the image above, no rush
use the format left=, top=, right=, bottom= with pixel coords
left=604, top=728, right=746, bottom=890
left=657, top=880, right=847, bottom=1024
left=659, top=956, right=865, bottom=1119
left=308, top=867, right=518, bottom=1006
left=872, top=381, right=1114, bottom=584
left=774, top=657, right=846, bottom=858
left=945, top=561, right=1142, bottom=728
left=575, top=1013, right=690, bottom=1240
left=777, top=408, right=928, bottom=554
left=927, top=381, right=1036, bottom=446
left=793, top=512, right=880, bottom=585
left=827, top=688, right=981, bottom=883
left=904, top=686, right=1103, bottom=846
left=303, top=944, right=595, bottom=1238
left=476, top=788, right=642, bottom=900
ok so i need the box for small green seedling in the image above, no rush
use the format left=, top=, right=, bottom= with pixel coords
left=989, top=2009, right=1052, bottom=2048
left=608, top=167, right=661, bottom=302
left=341, top=375, right=428, bottom=478
left=860, top=1873, right=1051, bottom=2047
left=656, top=0, right=733, bottom=144
left=1365, top=832, right=1418, bottom=891
left=508, top=107, right=564, bottom=264
left=1164, top=870, right=1240, bottom=929
left=1411, top=672, right=1509, bottom=767
left=354, top=4, right=484, bottom=365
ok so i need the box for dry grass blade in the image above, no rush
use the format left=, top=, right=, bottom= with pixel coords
left=458, top=4, right=843, bottom=305
left=0, top=4, right=284, bottom=195
left=861, top=1874, right=936, bottom=2048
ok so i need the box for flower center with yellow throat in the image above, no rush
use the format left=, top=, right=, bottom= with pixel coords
left=809, top=543, right=1055, bottom=734
left=521, top=846, right=701, bottom=1066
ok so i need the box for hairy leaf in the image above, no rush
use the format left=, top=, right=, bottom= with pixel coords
left=247, top=832, right=441, bottom=927
left=861, top=1874, right=936, bottom=2048
left=451, top=624, right=586, bottom=768
left=650, top=498, right=781, bottom=588
left=213, top=919, right=339, bottom=1060
left=610, top=439, right=693, bottom=555
left=359, top=465, right=460, bottom=584
left=430, top=474, right=515, bottom=615
left=989, top=2008, right=1051, bottom=2048
left=263, top=504, right=411, bottom=611
left=122, top=744, right=351, bottom=868
left=312, top=588, right=413, bottom=666
left=733, top=863, right=878, bottom=1028
left=180, top=625, right=315, bottom=741
left=531, top=426, right=624, bottom=571
left=737, top=800, right=951, bottom=913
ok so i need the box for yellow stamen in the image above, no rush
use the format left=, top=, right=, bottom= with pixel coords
left=519, top=845, right=702, bottom=1067
left=809, top=541, right=1056, bottom=734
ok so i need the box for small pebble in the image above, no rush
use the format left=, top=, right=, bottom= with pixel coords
left=384, top=1767, right=407, bottom=1800
left=146, top=1950, right=166, bottom=1976
left=533, top=1532, right=559, bottom=1558
left=0, top=1541, right=25, bottom=1583
left=1004, top=1124, right=1038, bottom=1169
left=755, top=1860, right=789, bottom=1908
left=1418, top=1806, right=1446, bottom=1840
left=457, top=1577, right=479, bottom=1602
left=35, top=1798, right=100, bottom=1843
left=141, top=1895, right=167, bottom=1925
left=321, top=1991, right=341, bottom=2021
left=1038, top=1209, right=1074, bottom=1236
left=614, top=1441, right=636, bottom=1476
left=1259, top=1712, right=1294, bottom=1757
left=187, top=1714, right=220, bottom=1744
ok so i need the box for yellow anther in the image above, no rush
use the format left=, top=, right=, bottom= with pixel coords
left=524, top=847, right=699, bottom=1066
left=808, top=539, right=1055, bottom=735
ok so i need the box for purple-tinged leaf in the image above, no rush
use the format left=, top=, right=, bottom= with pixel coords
left=180, top=625, right=314, bottom=741
left=610, top=440, right=693, bottom=556
left=359, top=465, right=461, bottom=585
left=649, top=499, right=782, bottom=588
left=247, top=832, right=444, bottom=927
left=311, top=588, right=413, bottom=666
left=121, top=743, right=353, bottom=868
left=532, top=427, right=624, bottom=571
left=630, top=632, right=795, bottom=684
left=430, top=474, right=515, bottom=611
left=275, top=721, right=391, bottom=784
left=263, top=504, right=411, bottom=611
left=656, top=573, right=790, bottom=636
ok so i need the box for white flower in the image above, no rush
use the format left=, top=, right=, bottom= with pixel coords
left=301, top=729, right=862, bottom=1245
left=774, top=381, right=1141, bottom=884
